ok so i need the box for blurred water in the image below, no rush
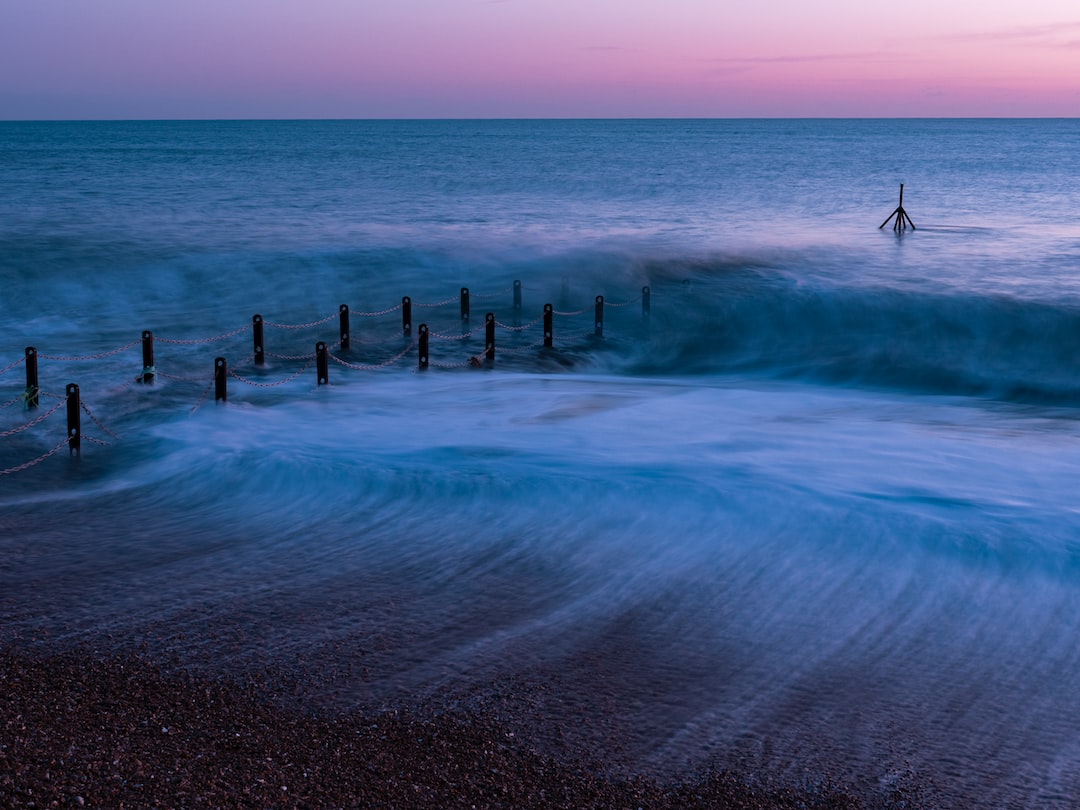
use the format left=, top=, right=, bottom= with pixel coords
left=3, top=120, right=1080, bottom=807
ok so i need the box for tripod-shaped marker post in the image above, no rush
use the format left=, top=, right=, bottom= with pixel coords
left=879, top=184, right=916, bottom=231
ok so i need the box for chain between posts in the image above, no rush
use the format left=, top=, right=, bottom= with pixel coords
left=264, top=312, right=338, bottom=330
left=80, top=400, right=121, bottom=440
left=552, top=308, right=588, bottom=317
left=413, top=294, right=460, bottom=309
left=429, top=329, right=476, bottom=341
left=0, top=355, right=25, bottom=377
left=470, top=285, right=515, bottom=300
left=0, top=398, right=66, bottom=438
left=39, top=339, right=141, bottom=362
left=353, top=303, right=404, bottom=317
left=494, top=315, right=544, bottom=332
left=0, top=435, right=71, bottom=476
left=228, top=359, right=316, bottom=388
left=1, top=393, right=26, bottom=410
left=157, top=370, right=211, bottom=384
left=155, top=324, right=249, bottom=344
left=603, top=296, right=642, bottom=308
left=328, top=341, right=416, bottom=371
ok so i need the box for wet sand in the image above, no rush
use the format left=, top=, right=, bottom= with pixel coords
left=0, top=644, right=915, bottom=809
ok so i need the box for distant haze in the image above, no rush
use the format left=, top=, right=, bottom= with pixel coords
left=2, top=0, right=1079, bottom=119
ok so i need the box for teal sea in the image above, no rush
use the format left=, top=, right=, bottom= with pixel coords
left=3, top=119, right=1080, bottom=807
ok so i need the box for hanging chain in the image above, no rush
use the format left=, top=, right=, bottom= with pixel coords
left=328, top=341, right=416, bottom=371
left=0, top=355, right=26, bottom=377
left=264, top=312, right=338, bottom=330
left=40, top=339, right=141, bottom=362
left=80, top=400, right=121, bottom=440
left=0, top=435, right=71, bottom=476
left=228, top=358, right=315, bottom=388
left=156, top=324, right=249, bottom=344
left=0, top=398, right=66, bottom=438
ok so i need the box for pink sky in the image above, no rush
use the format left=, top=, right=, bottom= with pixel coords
left=2, top=0, right=1078, bottom=118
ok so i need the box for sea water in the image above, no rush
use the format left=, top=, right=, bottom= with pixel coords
left=3, top=119, right=1080, bottom=807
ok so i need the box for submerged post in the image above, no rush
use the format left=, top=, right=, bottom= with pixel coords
left=24, top=346, right=38, bottom=410
left=543, top=304, right=553, bottom=348
left=316, top=342, right=329, bottom=385
left=460, top=287, right=470, bottom=328
left=65, top=383, right=80, bottom=457
left=513, top=280, right=522, bottom=313
left=642, top=286, right=651, bottom=320
left=594, top=295, right=605, bottom=338
left=214, top=357, right=227, bottom=402
left=402, top=296, right=412, bottom=336
left=485, top=312, right=495, bottom=363
left=140, top=330, right=155, bottom=383
left=418, top=323, right=429, bottom=369
left=339, top=304, right=350, bottom=351
left=253, top=314, right=265, bottom=366
left=879, top=183, right=916, bottom=231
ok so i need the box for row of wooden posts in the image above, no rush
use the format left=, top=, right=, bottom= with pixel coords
left=18, top=286, right=652, bottom=413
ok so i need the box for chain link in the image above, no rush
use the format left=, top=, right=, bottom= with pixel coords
left=0, top=435, right=71, bottom=476
left=40, top=339, right=141, bottom=362
left=494, top=339, right=550, bottom=355
left=328, top=341, right=416, bottom=371
left=0, top=355, right=26, bottom=377
left=552, top=308, right=588, bottom=317
left=494, top=315, right=544, bottom=332
left=157, top=370, right=210, bottom=384
left=429, top=329, right=476, bottom=341
left=228, top=359, right=315, bottom=388
left=603, top=296, right=642, bottom=308
left=0, top=393, right=26, bottom=410
left=470, top=285, right=514, bottom=300
left=413, top=294, right=460, bottom=309
left=354, top=303, right=404, bottom=317
left=155, top=324, right=249, bottom=344
left=189, top=379, right=216, bottom=414
left=264, top=312, right=338, bottom=330
left=0, top=398, right=66, bottom=438
left=265, top=350, right=317, bottom=361
left=83, top=435, right=112, bottom=447
left=80, top=400, right=121, bottom=440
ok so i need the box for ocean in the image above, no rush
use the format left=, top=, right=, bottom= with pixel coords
left=3, top=119, right=1080, bottom=807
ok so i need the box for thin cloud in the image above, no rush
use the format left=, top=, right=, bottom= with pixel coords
left=943, top=21, right=1080, bottom=46
left=706, top=51, right=904, bottom=66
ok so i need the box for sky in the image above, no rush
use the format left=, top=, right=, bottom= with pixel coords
left=2, top=0, right=1078, bottom=119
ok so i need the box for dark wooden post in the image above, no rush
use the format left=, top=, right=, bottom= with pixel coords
left=594, top=295, right=605, bottom=338
left=418, top=324, right=429, bottom=369
left=214, top=357, right=227, bottom=402
left=253, top=314, right=265, bottom=366
left=460, top=287, right=470, bottom=328
left=513, top=280, right=522, bottom=312
left=485, top=312, right=495, bottom=363
left=140, top=330, right=155, bottom=383
left=543, top=304, right=553, bottom=348
left=339, top=305, right=350, bottom=351
left=402, top=296, right=412, bottom=336
left=879, top=183, right=916, bottom=231
left=24, top=346, right=38, bottom=410
left=316, top=341, right=329, bottom=385
left=642, top=286, right=651, bottom=319
left=65, top=383, right=80, bottom=457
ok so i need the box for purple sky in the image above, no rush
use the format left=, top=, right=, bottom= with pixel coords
left=3, top=1, right=1079, bottom=118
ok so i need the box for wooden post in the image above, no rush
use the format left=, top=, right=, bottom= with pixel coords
left=485, top=312, right=495, bottom=363
left=66, top=383, right=80, bottom=457
left=460, top=287, right=470, bottom=328
left=594, top=295, right=605, bottom=338
left=214, top=357, right=227, bottom=403
left=879, top=183, right=916, bottom=231
left=642, top=286, right=651, bottom=319
left=316, top=342, right=329, bottom=385
left=140, top=330, right=155, bottom=383
left=513, top=280, right=522, bottom=312
left=24, top=346, right=38, bottom=410
left=339, top=304, right=350, bottom=351
left=253, top=314, right=265, bottom=366
left=402, top=296, right=412, bottom=336
left=543, top=304, right=553, bottom=348
left=418, top=324, right=429, bottom=369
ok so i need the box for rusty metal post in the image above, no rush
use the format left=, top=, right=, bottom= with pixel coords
left=24, top=346, right=38, bottom=410
left=594, top=295, right=605, bottom=338
left=485, top=312, right=495, bottom=363
left=253, top=314, right=265, bottom=366
left=214, top=357, right=227, bottom=402
left=140, top=330, right=155, bottom=383
left=402, top=296, right=412, bottom=336
left=543, top=304, right=553, bottom=348
left=339, top=304, right=350, bottom=351
left=316, top=341, right=329, bottom=385
left=66, top=383, right=80, bottom=457
left=418, top=324, right=429, bottom=369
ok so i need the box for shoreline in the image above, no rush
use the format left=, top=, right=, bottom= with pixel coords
left=0, top=644, right=909, bottom=809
